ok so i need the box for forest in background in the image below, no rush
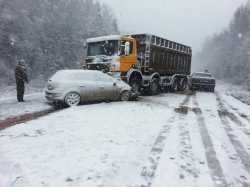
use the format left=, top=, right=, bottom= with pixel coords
left=0, top=0, right=119, bottom=86
left=1, top=0, right=250, bottom=91
left=193, top=0, right=250, bottom=90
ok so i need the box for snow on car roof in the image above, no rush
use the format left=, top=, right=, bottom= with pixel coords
left=57, top=69, right=101, bottom=74
left=193, top=72, right=212, bottom=75
left=86, top=35, right=121, bottom=43
left=192, top=72, right=213, bottom=78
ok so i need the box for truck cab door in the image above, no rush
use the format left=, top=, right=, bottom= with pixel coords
left=120, top=37, right=137, bottom=72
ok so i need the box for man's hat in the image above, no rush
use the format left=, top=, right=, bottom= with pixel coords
left=18, top=60, right=25, bottom=66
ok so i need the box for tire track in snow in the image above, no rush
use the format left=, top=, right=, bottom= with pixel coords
left=138, top=94, right=194, bottom=187
left=216, top=92, right=250, bottom=138
left=216, top=95, right=250, bottom=177
left=139, top=125, right=172, bottom=187
left=192, top=95, right=229, bottom=187
left=215, top=93, right=250, bottom=138
left=107, top=126, right=168, bottom=187
left=215, top=92, right=250, bottom=124
left=178, top=114, right=199, bottom=183
left=174, top=94, right=213, bottom=186
left=177, top=94, right=200, bottom=183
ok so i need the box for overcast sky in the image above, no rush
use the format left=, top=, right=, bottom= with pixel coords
left=99, top=0, right=249, bottom=53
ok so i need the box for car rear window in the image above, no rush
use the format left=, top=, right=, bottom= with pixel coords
left=51, top=71, right=94, bottom=81
left=194, top=73, right=212, bottom=78
left=74, top=72, right=94, bottom=81
left=93, top=73, right=114, bottom=82
left=50, top=71, right=74, bottom=81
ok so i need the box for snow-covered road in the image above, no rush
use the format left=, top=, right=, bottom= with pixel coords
left=0, top=86, right=250, bottom=187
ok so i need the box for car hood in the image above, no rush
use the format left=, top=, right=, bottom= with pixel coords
left=116, top=80, right=131, bottom=90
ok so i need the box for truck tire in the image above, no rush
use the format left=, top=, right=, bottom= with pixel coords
left=179, top=78, right=187, bottom=91
left=149, top=78, right=159, bottom=95
left=172, top=78, right=180, bottom=92
left=130, top=77, right=141, bottom=93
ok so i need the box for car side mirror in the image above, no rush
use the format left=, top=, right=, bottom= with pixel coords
left=113, top=81, right=116, bottom=86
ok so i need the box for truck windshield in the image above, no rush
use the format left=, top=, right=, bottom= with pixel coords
left=87, top=40, right=119, bottom=56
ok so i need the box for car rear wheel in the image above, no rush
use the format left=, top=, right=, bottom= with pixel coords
left=64, top=92, right=81, bottom=106
left=120, top=90, right=129, bottom=101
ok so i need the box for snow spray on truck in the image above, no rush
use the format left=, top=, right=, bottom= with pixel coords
left=84, top=33, right=192, bottom=95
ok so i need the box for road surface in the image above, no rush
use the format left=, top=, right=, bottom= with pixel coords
left=0, top=89, right=250, bottom=187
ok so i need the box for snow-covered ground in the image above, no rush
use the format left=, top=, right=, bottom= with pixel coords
left=0, top=80, right=249, bottom=121
left=0, top=81, right=250, bottom=187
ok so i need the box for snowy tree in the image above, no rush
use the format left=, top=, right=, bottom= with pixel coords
left=0, top=0, right=119, bottom=85
left=194, top=0, right=250, bottom=90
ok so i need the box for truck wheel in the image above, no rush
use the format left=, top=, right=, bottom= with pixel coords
left=179, top=78, right=187, bottom=91
left=130, top=77, right=141, bottom=93
left=149, top=78, right=159, bottom=95
left=172, top=78, right=180, bottom=92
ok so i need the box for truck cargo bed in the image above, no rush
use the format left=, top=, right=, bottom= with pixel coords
left=128, top=33, right=192, bottom=76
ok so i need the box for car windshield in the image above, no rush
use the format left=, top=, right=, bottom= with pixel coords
left=193, top=73, right=212, bottom=78
left=87, top=40, right=119, bottom=56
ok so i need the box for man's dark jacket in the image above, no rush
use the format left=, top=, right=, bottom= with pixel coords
left=14, top=65, right=28, bottom=101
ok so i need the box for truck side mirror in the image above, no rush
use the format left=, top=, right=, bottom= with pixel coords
left=83, top=43, right=87, bottom=49
left=120, top=45, right=125, bottom=56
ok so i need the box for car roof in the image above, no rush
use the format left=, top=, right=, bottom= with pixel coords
left=193, top=72, right=212, bottom=75
left=57, top=69, right=102, bottom=74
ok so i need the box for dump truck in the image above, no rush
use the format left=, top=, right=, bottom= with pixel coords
left=84, top=33, right=192, bottom=95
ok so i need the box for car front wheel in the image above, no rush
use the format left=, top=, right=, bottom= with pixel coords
left=64, top=92, right=81, bottom=106
left=119, top=90, right=129, bottom=101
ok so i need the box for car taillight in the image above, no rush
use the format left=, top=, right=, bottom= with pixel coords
left=47, top=85, right=53, bottom=90
left=210, top=80, right=215, bottom=84
left=47, top=83, right=56, bottom=90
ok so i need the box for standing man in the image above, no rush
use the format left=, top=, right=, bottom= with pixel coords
left=14, top=60, right=28, bottom=102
